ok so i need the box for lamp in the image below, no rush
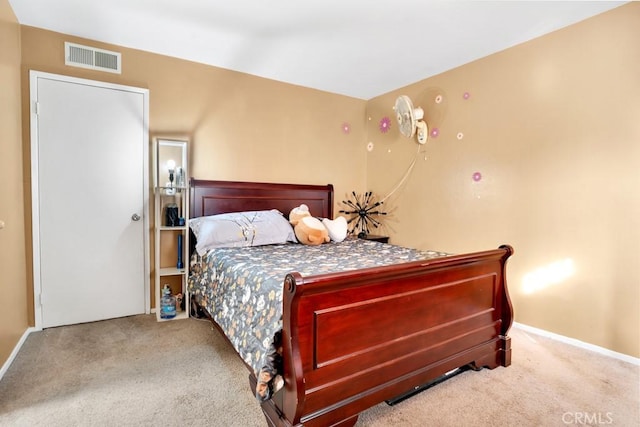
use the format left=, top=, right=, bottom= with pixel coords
left=167, top=159, right=176, bottom=187
left=166, top=159, right=176, bottom=195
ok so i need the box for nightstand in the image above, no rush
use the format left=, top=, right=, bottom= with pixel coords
left=359, top=234, right=389, bottom=244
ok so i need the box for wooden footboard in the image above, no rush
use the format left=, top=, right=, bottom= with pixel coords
left=255, top=245, right=513, bottom=427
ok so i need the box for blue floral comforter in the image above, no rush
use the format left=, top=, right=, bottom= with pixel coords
left=188, top=237, right=448, bottom=376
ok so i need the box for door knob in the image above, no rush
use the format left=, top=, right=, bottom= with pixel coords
left=131, top=213, right=141, bottom=221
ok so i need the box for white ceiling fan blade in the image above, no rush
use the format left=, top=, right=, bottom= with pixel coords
left=394, top=95, right=416, bottom=138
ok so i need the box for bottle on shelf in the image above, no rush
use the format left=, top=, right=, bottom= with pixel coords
left=160, top=284, right=177, bottom=319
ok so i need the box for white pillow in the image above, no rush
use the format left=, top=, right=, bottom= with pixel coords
left=190, top=210, right=296, bottom=255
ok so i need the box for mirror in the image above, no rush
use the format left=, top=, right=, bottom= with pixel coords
left=155, top=138, right=188, bottom=192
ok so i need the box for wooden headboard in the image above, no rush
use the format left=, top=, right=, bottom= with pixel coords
left=189, top=179, right=334, bottom=219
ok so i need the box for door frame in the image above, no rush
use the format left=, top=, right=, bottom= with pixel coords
left=29, top=70, right=150, bottom=330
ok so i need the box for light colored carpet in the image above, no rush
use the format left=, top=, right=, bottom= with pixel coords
left=0, top=315, right=637, bottom=427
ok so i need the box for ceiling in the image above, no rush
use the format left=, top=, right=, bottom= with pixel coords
left=9, top=0, right=626, bottom=99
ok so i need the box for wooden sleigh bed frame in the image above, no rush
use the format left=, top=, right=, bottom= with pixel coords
left=189, top=178, right=514, bottom=427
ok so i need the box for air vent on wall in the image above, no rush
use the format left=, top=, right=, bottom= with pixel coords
left=64, top=42, right=121, bottom=74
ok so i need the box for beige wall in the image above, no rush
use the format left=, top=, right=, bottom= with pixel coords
left=2, top=2, right=638, bottom=370
left=366, top=3, right=639, bottom=357
left=0, top=0, right=28, bottom=366
left=18, top=24, right=367, bottom=320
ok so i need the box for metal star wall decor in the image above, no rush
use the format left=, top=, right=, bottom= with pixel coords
left=339, top=191, right=387, bottom=237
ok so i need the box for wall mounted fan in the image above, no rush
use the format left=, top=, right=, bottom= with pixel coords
left=394, top=95, right=428, bottom=144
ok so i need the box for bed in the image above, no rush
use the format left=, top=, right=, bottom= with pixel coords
left=188, top=178, right=514, bottom=427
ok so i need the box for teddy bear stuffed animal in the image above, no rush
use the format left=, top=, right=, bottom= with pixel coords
left=289, top=204, right=348, bottom=245
left=288, top=204, right=311, bottom=226
left=294, top=216, right=330, bottom=245
left=289, top=204, right=330, bottom=245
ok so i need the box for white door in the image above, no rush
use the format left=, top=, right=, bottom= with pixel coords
left=30, top=71, right=149, bottom=328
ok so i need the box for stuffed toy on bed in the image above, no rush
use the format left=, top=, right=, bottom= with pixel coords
left=289, top=204, right=329, bottom=245
left=294, top=216, right=330, bottom=245
left=288, top=204, right=311, bottom=226
left=289, top=204, right=347, bottom=245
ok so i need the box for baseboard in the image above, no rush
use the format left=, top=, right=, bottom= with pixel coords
left=0, top=327, right=36, bottom=382
left=513, top=322, right=640, bottom=366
